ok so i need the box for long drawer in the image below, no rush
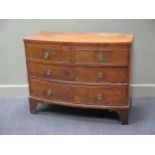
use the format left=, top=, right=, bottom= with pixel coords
left=28, top=62, right=128, bottom=83
left=29, top=79, right=127, bottom=106
left=26, top=45, right=128, bottom=66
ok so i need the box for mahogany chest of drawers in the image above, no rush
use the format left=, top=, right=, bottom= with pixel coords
left=24, top=32, right=133, bottom=125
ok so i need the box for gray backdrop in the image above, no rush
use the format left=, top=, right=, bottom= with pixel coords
left=0, top=19, right=154, bottom=97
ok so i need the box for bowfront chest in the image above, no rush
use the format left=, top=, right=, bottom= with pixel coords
left=24, top=32, right=133, bottom=124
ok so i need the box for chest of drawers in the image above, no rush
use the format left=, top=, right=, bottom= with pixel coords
left=24, top=32, right=133, bottom=125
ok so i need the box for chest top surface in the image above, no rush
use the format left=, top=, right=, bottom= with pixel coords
left=24, top=32, right=134, bottom=44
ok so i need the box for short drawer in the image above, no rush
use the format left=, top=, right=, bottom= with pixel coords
left=26, top=46, right=70, bottom=63
left=74, top=67, right=128, bottom=83
left=30, top=79, right=74, bottom=102
left=74, top=84, right=127, bottom=105
left=28, top=62, right=74, bottom=81
left=73, top=49, right=128, bottom=66
left=29, top=79, right=127, bottom=106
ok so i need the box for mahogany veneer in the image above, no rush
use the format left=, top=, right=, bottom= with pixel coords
left=24, top=32, right=133, bottom=125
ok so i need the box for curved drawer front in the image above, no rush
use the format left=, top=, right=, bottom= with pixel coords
left=26, top=46, right=70, bottom=63
left=29, top=79, right=127, bottom=105
left=26, top=45, right=128, bottom=66
left=30, top=79, right=74, bottom=102
left=74, top=67, right=127, bottom=83
left=28, top=62, right=74, bottom=81
left=28, top=62, right=127, bottom=83
left=73, top=49, right=128, bottom=66
left=74, top=85, right=127, bottom=105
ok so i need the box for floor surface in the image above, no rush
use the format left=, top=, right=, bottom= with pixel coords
left=0, top=98, right=155, bottom=135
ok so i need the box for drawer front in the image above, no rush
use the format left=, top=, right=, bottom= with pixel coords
left=74, top=67, right=128, bottom=83
left=26, top=46, right=70, bottom=63
left=74, top=85, right=127, bottom=105
left=28, top=62, right=74, bottom=81
left=73, top=49, right=128, bottom=66
left=29, top=79, right=127, bottom=105
left=28, top=62, right=127, bottom=83
left=30, top=79, right=74, bottom=102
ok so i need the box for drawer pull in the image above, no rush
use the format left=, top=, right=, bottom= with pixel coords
left=46, top=69, right=52, bottom=76
left=44, top=52, right=49, bottom=60
left=97, top=72, right=103, bottom=78
left=98, top=52, right=104, bottom=62
left=46, top=89, right=52, bottom=96
left=96, top=94, right=103, bottom=100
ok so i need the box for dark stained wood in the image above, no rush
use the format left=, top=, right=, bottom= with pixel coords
left=30, top=79, right=74, bottom=103
left=74, top=66, right=128, bottom=83
left=114, top=108, right=129, bottom=125
left=26, top=43, right=128, bottom=66
left=26, top=46, right=70, bottom=63
left=29, top=79, right=127, bottom=106
left=28, top=62, right=128, bottom=83
left=28, top=62, right=74, bottom=81
left=127, top=44, right=133, bottom=107
left=73, top=49, right=128, bottom=66
left=29, top=97, right=38, bottom=114
left=24, top=32, right=133, bottom=125
left=29, top=96, right=129, bottom=123
left=29, top=96, right=129, bottom=110
left=25, top=41, right=130, bottom=50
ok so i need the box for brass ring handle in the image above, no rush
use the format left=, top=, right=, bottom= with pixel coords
left=96, top=94, right=103, bottom=100
left=46, top=89, right=52, bottom=96
left=46, top=69, right=52, bottom=76
left=97, top=72, right=103, bottom=78
left=44, top=52, right=49, bottom=60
